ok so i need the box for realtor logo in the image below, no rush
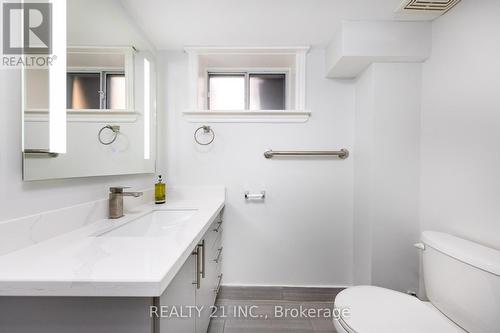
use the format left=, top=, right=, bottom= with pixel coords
left=3, top=2, right=52, bottom=54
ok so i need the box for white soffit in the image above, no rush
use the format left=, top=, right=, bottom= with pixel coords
left=325, top=21, right=432, bottom=79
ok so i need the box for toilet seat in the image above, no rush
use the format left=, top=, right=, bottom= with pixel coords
left=333, top=286, right=466, bottom=333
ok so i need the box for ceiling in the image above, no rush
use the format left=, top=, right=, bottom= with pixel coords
left=120, top=0, right=410, bottom=50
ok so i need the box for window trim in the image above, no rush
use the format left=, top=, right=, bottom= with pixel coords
left=206, top=68, right=290, bottom=111
left=184, top=46, right=310, bottom=123
left=24, top=46, right=140, bottom=123
left=66, top=46, right=136, bottom=112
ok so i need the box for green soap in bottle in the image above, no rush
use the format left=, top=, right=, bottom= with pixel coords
left=155, top=175, right=166, bottom=204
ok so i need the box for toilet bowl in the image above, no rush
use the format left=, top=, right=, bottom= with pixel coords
left=333, top=286, right=464, bottom=333
left=333, top=231, right=500, bottom=333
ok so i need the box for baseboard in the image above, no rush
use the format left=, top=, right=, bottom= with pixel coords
left=221, top=283, right=351, bottom=289
left=217, top=285, right=349, bottom=302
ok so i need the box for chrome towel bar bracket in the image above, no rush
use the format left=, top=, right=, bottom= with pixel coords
left=264, top=149, right=349, bottom=159
left=24, top=149, right=59, bottom=158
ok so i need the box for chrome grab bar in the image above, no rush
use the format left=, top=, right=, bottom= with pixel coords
left=24, top=149, right=59, bottom=158
left=264, top=149, right=349, bottom=159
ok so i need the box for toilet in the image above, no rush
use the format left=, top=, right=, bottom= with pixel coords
left=333, top=231, right=500, bottom=333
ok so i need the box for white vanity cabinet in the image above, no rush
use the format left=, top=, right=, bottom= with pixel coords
left=158, top=254, right=196, bottom=332
left=0, top=210, right=224, bottom=333
left=158, top=214, right=223, bottom=333
left=195, top=216, right=223, bottom=333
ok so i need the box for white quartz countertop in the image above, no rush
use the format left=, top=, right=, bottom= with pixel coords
left=0, top=189, right=225, bottom=297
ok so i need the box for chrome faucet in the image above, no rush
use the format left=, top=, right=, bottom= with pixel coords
left=109, top=187, right=143, bottom=219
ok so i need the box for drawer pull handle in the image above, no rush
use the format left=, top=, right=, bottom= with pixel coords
left=192, top=246, right=201, bottom=289
left=213, top=220, right=223, bottom=233
left=213, top=274, right=223, bottom=294
left=200, top=240, right=205, bottom=278
left=213, top=247, right=223, bottom=263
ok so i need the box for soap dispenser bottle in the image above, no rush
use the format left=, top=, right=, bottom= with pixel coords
left=155, top=175, right=166, bottom=204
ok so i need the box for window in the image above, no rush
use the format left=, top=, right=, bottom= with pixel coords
left=184, top=47, right=310, bottom=122
left=249, top=74, right=286, bottom=110
left=66, top=71, right=126, bottom=110
left=105, top=73, right=126, bottom=109
left=208, top=74, right=246, bottom=110
left=208, top=72, right=286, bottom=111
left=66, top=73, right=100, bottom=109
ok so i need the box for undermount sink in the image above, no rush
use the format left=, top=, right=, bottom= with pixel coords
left=99, top=209, right=197, bottom=237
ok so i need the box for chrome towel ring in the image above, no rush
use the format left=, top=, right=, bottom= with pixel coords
left=194, top=125, right=215, bottom=146
left=98, top=125, right=120, bottom=145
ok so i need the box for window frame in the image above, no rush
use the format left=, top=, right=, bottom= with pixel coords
left=66, top=69, right=125, bottom=110
left=184, top=46, right=310, bottom=123
left=206, top=68, right=290, bottom=111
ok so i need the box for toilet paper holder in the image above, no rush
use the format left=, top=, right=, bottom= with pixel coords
left=244, top=191, right=266, bottom=200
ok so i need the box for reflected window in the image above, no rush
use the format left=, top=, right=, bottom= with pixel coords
left=66, top=71, right=126, bottom=110
left=105, top=73, right=126, bottom=109
left=67, top=73, right=101, bottom=109
left=208, top=72, right=287, bottom=110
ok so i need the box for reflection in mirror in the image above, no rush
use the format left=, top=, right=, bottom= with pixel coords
left=106, top=74, right=126, bottom=109
left=23, top=47, right=133, bottom=112
left=144, top=58, right=151, bottom=160
left=22, top=0, right=156, bottom=181
left=67, top=72, right=101, bottom=109
left=65, top=48, right=133, bottom=111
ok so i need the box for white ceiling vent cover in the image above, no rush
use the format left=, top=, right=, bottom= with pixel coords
left=396, top=0, right=461, bottom=20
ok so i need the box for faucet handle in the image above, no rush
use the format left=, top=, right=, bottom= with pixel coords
left=109, top=186, right=131, bottom=193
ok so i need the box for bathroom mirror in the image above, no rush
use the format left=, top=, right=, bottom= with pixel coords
left=22, top=0, right=156, bottom=181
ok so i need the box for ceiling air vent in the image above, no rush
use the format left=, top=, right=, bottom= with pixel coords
left=396, top=0, right=461, bottom=19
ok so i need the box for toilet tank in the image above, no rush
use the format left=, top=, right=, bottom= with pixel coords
left=421, top=231, right=500, bottom=333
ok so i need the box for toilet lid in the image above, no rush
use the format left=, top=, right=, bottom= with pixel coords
left=334, top=286, right=466, bottom=333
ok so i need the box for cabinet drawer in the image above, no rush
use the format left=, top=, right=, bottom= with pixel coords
left=207, top=232, right=222, bottom=258
left=205, top=215, right=223, bottom=251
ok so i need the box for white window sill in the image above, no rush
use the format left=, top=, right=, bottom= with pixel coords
left=24, top=109, right=140, bottom=123
left=182, top=110, right=311, bottom=123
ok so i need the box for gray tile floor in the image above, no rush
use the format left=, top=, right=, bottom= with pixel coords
left=208, top=287, right=342, bottom=333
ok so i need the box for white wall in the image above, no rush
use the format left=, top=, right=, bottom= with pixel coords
left=159, top=48, right=355, bottom=287
left=420, top=0, right=500, bottom=250
left=352, top=66, right=375, bottom=285
left=326, top=21, right=431, bottom=78
left=354, top=63, right=421, bottom=292
left=0, top=0, right=156, bottom=221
